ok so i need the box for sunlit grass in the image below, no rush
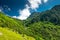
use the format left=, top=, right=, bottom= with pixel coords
left=0, top=27, right=35, bottom=40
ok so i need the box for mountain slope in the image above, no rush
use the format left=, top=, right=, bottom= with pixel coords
left=27, top=22, right=60, bottom=40
left=23, top=5, right=60, bottom=40
left=25, top=5, right=60, bottom=26
left=0, top=27, right=35, bottom=40
left=0, top=12, right=25, bottom=34
left=0, top=12, right=35, bottom=40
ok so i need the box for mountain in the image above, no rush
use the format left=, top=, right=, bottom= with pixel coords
left=0, top=5, right=60, bottom=40
left=23, top=5, right=60, bottom=40
left=25, top=5, right=60, bottom=26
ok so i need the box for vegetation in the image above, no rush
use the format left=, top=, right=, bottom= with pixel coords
left=25, top=5, right=60, bottom=26
left=0, top=27, right=35, bottom=40
left=0, top=5, right=60, bottom=40
left=26, top=22, right=60, bottom=40
left=0, top=13, right=25, bottom=34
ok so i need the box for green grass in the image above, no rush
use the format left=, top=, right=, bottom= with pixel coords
left=0, top=12, right=25, bottom=34
left=0, top=27, right=35, bottom=40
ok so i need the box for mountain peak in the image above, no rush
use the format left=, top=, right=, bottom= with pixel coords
left=25, top=5, right=60, bottom=26
left=52, top=5, right=60, bottom=10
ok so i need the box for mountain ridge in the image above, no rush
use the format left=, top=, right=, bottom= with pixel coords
left=24, top=5, right=60, bottom=26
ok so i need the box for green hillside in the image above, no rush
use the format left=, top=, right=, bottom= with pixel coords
left=0, top=5, right=60, bottom=40
left=25, top=5, right=60, bottom=26
left=0, top=27, right=35, bottom=40
left=0, top=13, right=35, bottom=40
left=0, top=12, right=25, bottom=34
left=23, top=5, right=60, bottom=40
left=27, top=22, right=60, bottom=40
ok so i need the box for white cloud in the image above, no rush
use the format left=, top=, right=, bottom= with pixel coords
left=28, top=0, right=42, bottom=9
left=17, top=7, right=30, bottom=20
left=43, top=0, right=48, bottom=3
left=13, top=0, right=48, bottom=20
left=13, top=16, right=17, bottom=18
left=13, top=5, right=31, bottom=20
left=0, top=9, right=2, bottom=12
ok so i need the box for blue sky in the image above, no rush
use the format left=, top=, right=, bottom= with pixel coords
left=0, top=0, right=60, bottom=20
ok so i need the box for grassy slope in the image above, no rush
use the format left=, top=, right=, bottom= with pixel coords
left=0, top=12, right=25, bottom=34
left=0, top=13, right=35, bottom=40
left=0, top=27, right=35, bottom=40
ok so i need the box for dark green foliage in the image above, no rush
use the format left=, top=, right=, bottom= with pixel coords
left=23, top=5, right=60, bottom=40
left=24, top=5, right=60, bottom=26
left=26, top=22, right=60, bottom=40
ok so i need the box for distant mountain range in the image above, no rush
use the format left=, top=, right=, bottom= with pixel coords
left=0, top=5, right=60, bottom=40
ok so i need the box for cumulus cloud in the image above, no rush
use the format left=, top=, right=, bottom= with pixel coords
left=13, top=5, right=31, bottom=20
left=28, top=0, right=41, bottom=9
left=18, top=8, right=30, bottom=20
left=13, top=0, right=48, bottom=20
